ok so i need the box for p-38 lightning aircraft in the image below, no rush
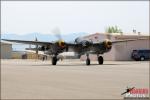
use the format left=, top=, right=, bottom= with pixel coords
left=2, top=35, right=146, bottom=65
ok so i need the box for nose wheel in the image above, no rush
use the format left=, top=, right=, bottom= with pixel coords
left=98, top=56, right=103, bottom=64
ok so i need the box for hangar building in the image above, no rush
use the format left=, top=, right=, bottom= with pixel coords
left=80, top=33, right=149, bottom=61
left=1, top=42, right=12, bottom=59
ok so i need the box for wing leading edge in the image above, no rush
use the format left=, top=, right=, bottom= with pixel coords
left=1, top=39, right=52, bottom=46
left=111, top=38, right=149, bottom=44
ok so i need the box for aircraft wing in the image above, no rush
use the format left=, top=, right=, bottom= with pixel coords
left=65, top=38, right=149, bottom=53
left=92, top=38, right=149, bottom=46
left=1, top=39, right=52, bottom=46
left=66, top=43, right=78, bottom=47
left=111, top=38, right=149, bottom=44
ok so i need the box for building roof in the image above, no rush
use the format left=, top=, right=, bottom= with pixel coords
left=0, top=41, right=12, bottom=45
left=84, top=33, right=150, bottom=40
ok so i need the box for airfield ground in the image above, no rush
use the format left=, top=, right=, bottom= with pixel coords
left=1, top=59, right=149, bottom=99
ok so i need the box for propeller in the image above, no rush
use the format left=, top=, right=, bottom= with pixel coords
left=103, top=32, right=112, bottom=49
left=103, top=39, right=112, bottom=49
left=35, top=37, right=38, bottom=55
left=26, top=37, right=39, bottom=54
left=26, top=37, right=39, bottom=59
left=51, top=27, right=67, bottom=49
left=51, top=27, right=62, bottom=40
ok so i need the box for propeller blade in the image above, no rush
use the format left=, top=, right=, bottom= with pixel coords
left=51, top=27, right=62, bottom=40
left=35, top=37, right=38, bottom=54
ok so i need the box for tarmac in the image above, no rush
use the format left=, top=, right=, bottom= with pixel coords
left=1, top=59, right=149, bottom=99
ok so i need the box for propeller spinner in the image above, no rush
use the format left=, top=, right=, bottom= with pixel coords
left=104, top=39, right=112, bottom=49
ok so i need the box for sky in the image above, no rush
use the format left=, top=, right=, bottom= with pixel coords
left=1, top=1, right=149, bottom=35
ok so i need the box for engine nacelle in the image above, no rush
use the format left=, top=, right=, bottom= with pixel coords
left=103, top=39, right=112, bottom=50
left=57, top=40, right=65, bottom=48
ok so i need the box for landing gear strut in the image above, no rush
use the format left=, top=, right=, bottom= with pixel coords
left=98, top=56, right=103, bottom=65
left=52, top=55, right=58, bottom=65
left=86, top=53, right=90, bottom=65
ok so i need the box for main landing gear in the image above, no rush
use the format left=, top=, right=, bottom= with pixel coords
left=52, top=55, right=58, bottom=65
left=85, top=54, right=104, bottom=65
left=98, top=56, right=103, bottom=65
left=86, top=54, right=90, bottom=65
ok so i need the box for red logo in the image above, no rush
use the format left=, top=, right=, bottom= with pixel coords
left=122, top=87, right=149, bottom=99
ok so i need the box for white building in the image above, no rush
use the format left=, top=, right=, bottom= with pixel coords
left=1, top=42, right=12, bottom=59
left=81, top=33, right=149, bottom=61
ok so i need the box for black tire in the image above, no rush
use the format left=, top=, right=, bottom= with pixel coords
left=134, top=58, right=139, bottom=61
left=98, top=56, right=103, bottom=64
left=86, top=58, right=90, bottom=65
left=52, top=57, right=57, bottom=65
left=140, top=56, right=145, bottom=61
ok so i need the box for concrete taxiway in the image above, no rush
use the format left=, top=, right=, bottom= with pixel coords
left=1, top=59, right=149, bottom=99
